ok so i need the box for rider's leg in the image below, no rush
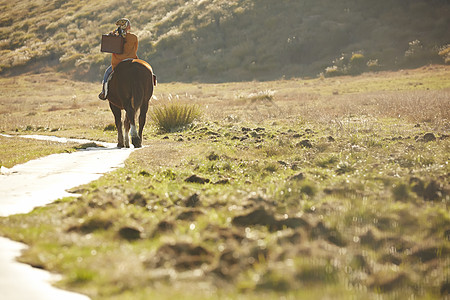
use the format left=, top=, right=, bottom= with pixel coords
left=99, top=65, right=113, bottom=100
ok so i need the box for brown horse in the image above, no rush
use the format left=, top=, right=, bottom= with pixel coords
left=107, top=59, right=156, bottom=148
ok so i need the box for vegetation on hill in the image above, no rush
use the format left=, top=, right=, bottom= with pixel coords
left=0, top=0, right=449, bottom=82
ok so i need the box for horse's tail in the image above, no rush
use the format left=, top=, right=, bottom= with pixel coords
left=131, top=62, right=154, bottom=109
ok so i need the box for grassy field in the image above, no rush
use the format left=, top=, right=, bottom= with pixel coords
left=0, top=66, right=449, bottom=299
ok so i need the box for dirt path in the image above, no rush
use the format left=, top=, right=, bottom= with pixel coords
left=0, top=135, right=136, bottom=300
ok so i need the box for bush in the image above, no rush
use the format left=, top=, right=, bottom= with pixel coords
left=402, top=40, right=441, bottom=68
left=348, top=53, right=366, bottom=75
left=325, top=52, right=368, bottom=77
left=438, top=44, right=450, bottom=64
left=150, top=102, right=202, bottom=133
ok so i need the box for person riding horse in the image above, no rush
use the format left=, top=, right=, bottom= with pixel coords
left=99, top=18, right=138, bottom=100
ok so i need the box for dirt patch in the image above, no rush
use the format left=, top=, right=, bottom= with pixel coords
left=151, top=242, right=214, bottom=271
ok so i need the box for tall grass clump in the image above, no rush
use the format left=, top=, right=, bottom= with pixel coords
left=150, top=102, right=202, bottom=133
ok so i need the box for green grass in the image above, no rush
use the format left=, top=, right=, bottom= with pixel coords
left=0, top=67, right=449, bottom=299
left=0, top=135, right=78, bottom=168
left=150, top=102, right=202, bottom=133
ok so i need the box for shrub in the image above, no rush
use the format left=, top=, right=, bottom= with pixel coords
left=402, top=40, right=441, bottom=68
left=438, top=44, right=450, bottom=64
left=392, top=183, right=410, bottom=201
left=348, top=53, right=366, bottom=75
left=150, top=102, right=202, bottom=133
left=325, top=52, right=368, bottom=77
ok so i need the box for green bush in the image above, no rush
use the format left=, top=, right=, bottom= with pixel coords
left=150, top=102, right=202, bottom=133
left=348, top=53, right=366, bottom=75
left=438, top=44, right=450, bottom=64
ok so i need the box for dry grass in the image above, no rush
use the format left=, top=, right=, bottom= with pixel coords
left=150, top=102, right=202, bottom=133
left=0, top=66, right=449, bottom=299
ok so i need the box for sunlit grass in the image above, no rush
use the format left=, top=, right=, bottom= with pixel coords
left=0, top=135, right=78, bottom=168
left=150, top=102, right=202, bottom=133
left=0, top=68, right=449, bottom=299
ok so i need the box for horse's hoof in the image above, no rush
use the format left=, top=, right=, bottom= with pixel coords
left=117, top=143, right=124, bottom=148
left=132, top=137, right=142, bottom=148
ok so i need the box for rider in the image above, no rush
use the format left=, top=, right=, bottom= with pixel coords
left=99, top=18, right=138, bottom=100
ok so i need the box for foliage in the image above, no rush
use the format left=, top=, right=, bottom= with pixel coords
left=439, top=44, right=450, bottom=64
left=0, top=0, right=449, bottom=82
left=150, top=102, right=202, bottom=133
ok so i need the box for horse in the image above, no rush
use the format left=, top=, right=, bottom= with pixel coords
left=106, top=59, right=156, bottom=148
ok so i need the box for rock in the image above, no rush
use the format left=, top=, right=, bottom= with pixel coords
left=156, top=220, right=174, bottom=232
left=350, top=254, right=372, bottom=271
left=327, top=136, right=335, bottom=142
left=232, top=207, right=277, bottom=228
left=68, top=216, right=113, bottom=233
left=277, top=217, right=310, bottom=230
left=118, top=226, right=141, bottom=240
left=184, top=193, right=200, bottom=207
left=278, top=160, right=289, bottom=167
left=417, top=132, right=436, bottom=142
left=423, top=180, right=441, bottom=201
left=277, top=230, right=305, bottom=245
left=411, top=245, right=448, bottom=262
left=233, top=206, right=310, bottom=231
left=185, top=174, right=210, bottom=184
left=311, top=221, right=347, bottom=247
left=138, top=170, right=150, bottom=176
left=296, top=139, right=312, bottom=148
left=410, top=177, right=425, bottom=197
left=128, top=192, right=147, bottom=207
left=206, top=131, right=220, bottom=136
left=369, top=272, right=411, bottom=292
left=423, top=132, right=436, bottom=142
left=177, top=209, right=204, bottom=221
left=289, top=172, right=304, bottom=181
left=379, top=253, right=402, bottom=266
left=214, top=178, right=230, bottom=185
left=207, top=151, right=220, bottom=161
left=155, top=242, right=213, bottom=271
left=359, top=227, right=383, bottom=249
left=410, top=177, right=442, bottom=201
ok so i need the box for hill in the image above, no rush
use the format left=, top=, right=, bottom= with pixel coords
left=0, top=0, right=449, bottom=82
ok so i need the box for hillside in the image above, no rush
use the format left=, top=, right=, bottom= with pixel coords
left=0, top=0, right=449, bottom=82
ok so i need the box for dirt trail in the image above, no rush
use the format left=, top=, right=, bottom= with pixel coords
left=0, top=135, right=135, bottom=300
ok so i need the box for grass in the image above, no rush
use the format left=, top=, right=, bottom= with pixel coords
left=0, top=66, right=449, bottom=299
left=0, top=135, right=79, bottom=168
left=150, top=102, right=202, bottom=133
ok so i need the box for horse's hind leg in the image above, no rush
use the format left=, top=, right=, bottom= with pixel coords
left=125, top=104, right=141, bottom=148
left=124, top=115, right=131, bottom=148
left=130, top=122, right=141, bottom=148
left=110, top=103, right=124, bottom=148
left=138, top=99, right=149, bottom=143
